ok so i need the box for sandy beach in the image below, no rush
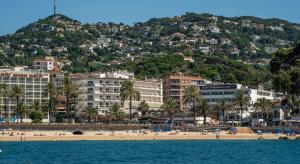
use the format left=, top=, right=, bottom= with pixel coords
left=0, top=130, right=298, bottom=141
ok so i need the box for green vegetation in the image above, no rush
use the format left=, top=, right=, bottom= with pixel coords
left=1, top=13, right=299, bottom=85
left=184, top=85, right=202, bottom=125
left=120, top=80, right=140, bottom=120
left=137, top=100, right=150, bottom=117
left=270, top=43, right=300, bottom=114
left=29, top=101, right=43, bottom=123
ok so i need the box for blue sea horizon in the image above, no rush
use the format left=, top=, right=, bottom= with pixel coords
left=0, top=140, right=299, bottom=163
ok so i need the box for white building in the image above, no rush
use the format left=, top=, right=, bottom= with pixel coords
left=200, top=83, right=280, bottom=123
left=33, top=56, right=58, bottom=71
left=0, top=67, right=50, bottom=122
left=208, top=26, right=220, bottom=33
left=74, top=72, right=163, bottom=115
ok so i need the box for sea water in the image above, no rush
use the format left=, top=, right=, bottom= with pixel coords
left=0, top=140, right=299, bottom=164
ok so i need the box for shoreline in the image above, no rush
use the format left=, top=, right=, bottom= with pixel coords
left=0, top=130, right=298, bottom=141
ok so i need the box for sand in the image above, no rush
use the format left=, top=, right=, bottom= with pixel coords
left=0, top=130, right=298, bottom=141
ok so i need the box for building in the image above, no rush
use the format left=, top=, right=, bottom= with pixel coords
left=33, top=56, right=62, bottom=72
left=74, top=71, right=163, bottom=115
left=164, top=74, right=205, bottom=111
left=0, top=67, right=50, bottom=122
left=200, top=83, right=281, bottom=124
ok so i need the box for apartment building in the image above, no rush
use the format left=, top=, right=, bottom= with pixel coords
left=0, top=66, right=50, bottom=121
left=74, top=71, right=163, bottom=115
left=164, top=74, right=205, bottom=111
left=200, top=83, right=282, bottom=123
left=33, top=56, right=62, bottom=72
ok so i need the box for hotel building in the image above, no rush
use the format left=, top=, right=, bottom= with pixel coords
left=73, top=71, right=163, bottom=115
left=163, top=74, right=205, bottom=111
left=200, top=83, right=282, bottom=123
left=0, top=66, right=50, bottom=121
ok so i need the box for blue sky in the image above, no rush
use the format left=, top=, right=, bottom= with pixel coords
left=0, top=0, right=300, bottom=36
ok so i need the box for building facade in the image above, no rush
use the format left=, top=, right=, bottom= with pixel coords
left=200, top=83, right=281, bottom=123
left=74, top=72, right=163, bottom=115
left=0, top=67, right=50, bottom=121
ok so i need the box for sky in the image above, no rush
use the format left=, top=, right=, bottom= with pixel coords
left=0, top=0, right=300, bottom=36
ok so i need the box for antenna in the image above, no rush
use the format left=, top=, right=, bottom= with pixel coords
left=53, top=0, right=56, bottom=15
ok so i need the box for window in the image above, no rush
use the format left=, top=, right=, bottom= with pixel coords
left=87, top=88, right=93, bottom=94
left=87, top=81, right=94, bottom=86
left=11, top=77, right=17, bottom=83
left=87, top=95, right=94, bottom=101
left=19, top=78, right=25, bottom=83
left=105, top=88, right=109, bottom=92
left=87, top=103, right=93, bottom=107
left=26, top=78, right=33, bottom=83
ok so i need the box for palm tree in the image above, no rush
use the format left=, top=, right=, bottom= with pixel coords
left=0, top=83, right=10, bottom=121
left=183, top=85, right=202, bottom=125
left=120, top=80, right=140, bottom=121
left=215, top=99, right=232, bottom=125
left=162, top=98, right=179, bottom=125
left=234, top=90, right=251, bottom=126
left=44, top=82, right=59, bottom=123
left=111, top=103, right=124, bottom=124
left=198, top=99, right=211, bottom=126
left=137, top=100, right=150, bottom=117
left=83, top=107, right=98, bottom=123
left=61, top=75, right=76, bottom=123
left=254, top=98, right=272, bottom=125
left=11, top=85, right=24, bottom=123
left=18, top=103, right=28, bottom=123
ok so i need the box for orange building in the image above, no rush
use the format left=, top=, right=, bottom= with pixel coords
left=163, top=74, right=204, bottom=111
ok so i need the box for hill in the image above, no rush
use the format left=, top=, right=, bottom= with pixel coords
left=0, top=12, right=300, bottom=85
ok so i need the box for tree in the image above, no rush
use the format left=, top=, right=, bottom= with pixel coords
left=137, top=100, right=150, bottom=117
left=162, top=98, right=179, bottom=125
left=83, top=107, right=98, bottom=123
left=111, top=103, right=124, bottom=123
left=10, top=85, right=24, bottom=123
left=215, top=99, right=232, bottom=124
left=198, top=99, right=211, bottom=125
left=29, top=101, right=43, bottom=124
left=61, top=75, right=76, bottom=123
left=183, top=85, right=202, bottom=125
left=273, top=70, right=291, bottom=96
left=44, top=82, right=59, bottom=123
left=120, top=80, right=140, bottom=121
left=233, top=90, right=251, bottom=126
left=254, top=98, right=272, bottom=125
left=18, top=103, right=28, bottom=123
left=0, top=83, right=10, bottom=121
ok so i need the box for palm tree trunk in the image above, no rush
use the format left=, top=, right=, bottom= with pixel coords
left=193, top=99, right=196, bottom=126
left=222, top=109, right=225, bottom=125
left=88, top=114, right=91, bottom=123
left=129, top=95, right=132, bottom=121
left=203, top=113, right=207, bottom=125
left=16, top=97, right=19, bottom=123
left=66, top=94, right=70, bottom=123
left=4, top=97, right=8, bottom=122
left=170, top=112, right=173, bottom=126
left=240, top=106, right=243, bottom=126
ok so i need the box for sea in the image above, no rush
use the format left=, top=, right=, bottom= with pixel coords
left=0, top=140, right=299, bottom=164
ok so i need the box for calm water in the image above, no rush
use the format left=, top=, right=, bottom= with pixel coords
left=0, top=140, right=299, bottom=164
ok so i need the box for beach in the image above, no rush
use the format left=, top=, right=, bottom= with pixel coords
left=0, top=130, right=298, bottom=141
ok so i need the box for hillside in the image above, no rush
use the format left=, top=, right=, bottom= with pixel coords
left=0, top=12, right=300, bottom=85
